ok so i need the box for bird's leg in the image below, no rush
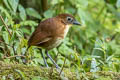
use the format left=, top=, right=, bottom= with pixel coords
left=46, top=50, right=60, bottom=69
left=39, top=49, right=49, bottom=67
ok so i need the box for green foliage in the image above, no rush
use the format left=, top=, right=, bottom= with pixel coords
left=18, top=4, right=26, bottom=21
left=26, top=8, right=41, bottom=19
left=0, top=0, right=120, bottom=79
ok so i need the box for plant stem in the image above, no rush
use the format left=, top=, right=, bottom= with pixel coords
left=0, top=15, right=11, bottom=36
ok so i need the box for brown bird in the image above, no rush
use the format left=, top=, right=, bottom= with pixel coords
left=27, top=13, right=81, bottom=68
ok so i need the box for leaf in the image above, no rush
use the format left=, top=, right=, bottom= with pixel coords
left=66, top=7, right=76, bottom=14
left=0, top=6, right=11, bottom=19
left=116, top=0, right=120, bottom=8
left=107, top=4, right=120, bottom=20
left=16, top=30, right=24, bottom=37
left=90, top=58, right=99, bottom=72
left=77, top=0, right=88, bottom=8
left=3, top=0, right=11, bottom=11
left=8, top=0, right=19, bottom=12
left=2, top=76, right=6, bottom=80
left=43, top=10, right=54, bottom=18
left=2, top=31, right=9, bottom=44
left=18, top=4, right=26, bottom=21
left=47, top=58, right=53, bottom=64
left=77, top=8, right=93, bottom=24
left=51, top=0, right=59, bottom=5
left=26, top=8, right=41, bottom=19
left=21, top=28, right=30, bottom=34
left=57, top=59, right=64, bottom=65
left=20, top=20, right=38, bottom=27
left=104, top=0, right=117, bottom=4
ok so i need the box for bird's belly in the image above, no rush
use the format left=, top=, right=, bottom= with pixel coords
left=42, top=37, right=63, bottom=50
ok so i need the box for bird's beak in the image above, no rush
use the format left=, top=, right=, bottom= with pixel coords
left=73, top=20, right=81, bottom=25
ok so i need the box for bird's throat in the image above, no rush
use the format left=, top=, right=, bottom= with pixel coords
left=63, top=25, right=70, bottom=38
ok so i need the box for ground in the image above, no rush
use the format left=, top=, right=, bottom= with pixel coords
left=0, top=61, right=120, bottom=80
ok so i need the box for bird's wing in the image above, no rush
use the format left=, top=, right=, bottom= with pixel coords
left=28, top=31, right=52, bottom=46
left=28, top=18, right=55, bottom=46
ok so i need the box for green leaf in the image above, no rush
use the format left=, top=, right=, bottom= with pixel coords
left=51, top=0, right=59, bottom=5
left=90, top=58, right=99, bottom=72
left=18, top=4, right=26, bottom=21
left=57, top=59, right=64, bottom=65
left=77, top=8, right=93, bottom=24
left=107, top=4, right=120, bottom=20
left=92, top=38, right=107, bottom=60
left=21, top=28, right=30, bottom=34
left=116, top=0, right=120, bottom=8
left=3, top=0, right=11, bottom=11
left=8, top=0, right=19, bottom=12
left=2, top=76, right=6, bottom=80
left=2, top=31, right=9, bottom=44
left=0, top=6, right=11, bottom=19
left=26, top=8, right=41, bottom=19
left=20, top=20, right=38, bottom=27
left=44, top=10, right=54, bottom=18
left=16, top=30, right=24, bottom=37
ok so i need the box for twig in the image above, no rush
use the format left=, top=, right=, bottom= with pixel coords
left=0, top=15, right=11, bottom=36
left=3, top=55, right=25, bottom=59
left=59, top=57, right=66, bottom=76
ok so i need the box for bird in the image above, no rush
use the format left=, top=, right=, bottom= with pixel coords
left=26, top=13, right=81, bottom=68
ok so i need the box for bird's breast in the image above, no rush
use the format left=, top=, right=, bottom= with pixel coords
left=44, top=37, right=63, bottom=50
left=45, top=25, right=70, bottom=50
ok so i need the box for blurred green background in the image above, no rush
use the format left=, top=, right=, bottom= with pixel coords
left=0, top=0, right=120, bottom=79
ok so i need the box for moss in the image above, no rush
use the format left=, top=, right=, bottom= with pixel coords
left=0, top=61, right=120, bottom=80
left=0, top=61, right=75, bottom=80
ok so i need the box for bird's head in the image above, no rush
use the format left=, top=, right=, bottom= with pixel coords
left=56, top=13, right=81, bottom=26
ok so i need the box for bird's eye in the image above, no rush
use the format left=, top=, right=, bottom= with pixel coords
left=67, top=17, right=73, bottom=22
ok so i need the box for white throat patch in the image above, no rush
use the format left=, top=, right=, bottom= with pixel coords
left=63, top=25, right=70, bottom=38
